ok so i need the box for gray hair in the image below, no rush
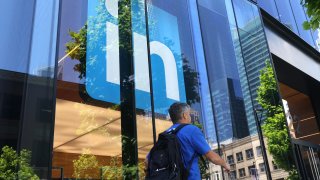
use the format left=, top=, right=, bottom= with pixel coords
left=168, top=102, right=190, bottom=123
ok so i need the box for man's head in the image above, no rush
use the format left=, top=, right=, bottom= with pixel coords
left=168, top=102, right=191, bottom=124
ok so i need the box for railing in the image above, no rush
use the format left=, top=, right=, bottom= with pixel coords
left=292, top=139, right=320, bottom=180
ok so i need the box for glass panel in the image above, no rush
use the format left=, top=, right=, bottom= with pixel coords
left=52, top=1, right=124, bottom=179
left=274, top=0, right=299, bottom=33
left=197, top=0, right=257, bottom=179
left=0, top=0, right=58, bottom=178
left=131, top=0, right=154, bottom=177
left=0, top=1, right=34, bottom=73
left=229, top=0, right=298, bottom=179
left=256, top=0, right=280, bottom=20
left=289, top=0, right=315, bottom=47
left=145, top=0, right=218, bottom=178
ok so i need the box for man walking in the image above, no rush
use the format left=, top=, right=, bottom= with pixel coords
left=146, top=102, right=230, bottom=179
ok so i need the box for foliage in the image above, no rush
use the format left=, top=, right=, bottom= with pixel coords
left=66, top=24, right=87, bottom=79
left=101, top=156, right=145, bottom=180
left=256, top=61, right=298, bottom=179
left=73, top=149, right=99, bottom=179
left=301, top=0, right=320, bottom=30
left=73, top=151, right=146, bottom=180
left=0, top=146, right=39, bottom=180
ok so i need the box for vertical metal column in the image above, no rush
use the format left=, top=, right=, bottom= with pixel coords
left=118, top=0, right=138, bottom=179
left=143, top=0, right=157, bottom=145
left=254, top=109, right=272, bottom=180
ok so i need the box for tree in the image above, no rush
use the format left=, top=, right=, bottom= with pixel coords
left=101, top=156, right=145, bottom=180
left=73, top=149, right=99, bottom=179
left=0, top=146, right=39, bottom=180
left=301, top=0, right=320, bottom=30
left=256, top=61, right=299, bottom=179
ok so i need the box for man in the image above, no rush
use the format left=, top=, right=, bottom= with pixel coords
left=147, top=102, right=230, bottom=179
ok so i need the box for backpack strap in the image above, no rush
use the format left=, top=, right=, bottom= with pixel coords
left=186, top=153, right=197, bottom=171
left=171, top=124, right=200, bottom=172
left=170, top=123, right=189, bottom=134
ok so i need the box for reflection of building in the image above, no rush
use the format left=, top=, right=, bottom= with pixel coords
left=209, top=135, right=288, bottom=180
left=235, top=16, right=270, bottom=135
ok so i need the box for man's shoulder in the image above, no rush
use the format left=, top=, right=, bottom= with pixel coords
left=179, top=124, right=201, bottom=134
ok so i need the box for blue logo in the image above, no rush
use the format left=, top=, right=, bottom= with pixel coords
left=86, top=0, right=186, bottom=114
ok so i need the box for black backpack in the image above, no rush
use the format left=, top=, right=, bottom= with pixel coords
left=146, top=124, right=195, bottom=180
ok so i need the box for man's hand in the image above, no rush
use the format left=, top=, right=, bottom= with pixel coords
left=204, top=151, right=230, bottom=173
left=223, top=164, right=230, bottom=173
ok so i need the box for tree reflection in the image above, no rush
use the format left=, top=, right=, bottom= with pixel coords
left=257, top=60, right=298, bottom=179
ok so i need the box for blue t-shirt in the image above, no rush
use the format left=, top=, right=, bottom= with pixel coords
left=167, top=124, right=211, bottom=180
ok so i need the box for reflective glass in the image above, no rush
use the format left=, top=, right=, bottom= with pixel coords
left=146, top=0, right=218, bottom=178
left=256, top=0, right=280, bottom=20
left=274, top=0, right=299, bottom=33
left=52, top=1, right=124, bottom=179
left=0, top=1, right=34, bottom=73
left=197, top=0, right=257, bottom=178
left=0, top=0, right=59, bottom=178
left=289, top=0, right=315, bottom=47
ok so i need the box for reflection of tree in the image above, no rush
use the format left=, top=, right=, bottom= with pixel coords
left=65, top=1, right=201, bottom=178
left=182, top=55, right=200, bottom=105
left=0, top=146, right=39, bottom=180
left=72, top=149, right=145, bottom=180
left=102, top=156, right=145, bottom=179
left=66, top=1, right=200, bottom=106
left=73, top=149, right=99, bottom=179
left=256, top=61, right=298, bottom=179
left=66, top=25, right=87, bottom=79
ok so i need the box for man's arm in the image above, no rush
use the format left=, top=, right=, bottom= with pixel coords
left=204, top=151, right=230, bottom=172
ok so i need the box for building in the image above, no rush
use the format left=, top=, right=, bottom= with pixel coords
left=209, top=135, right=288, bottom=180
left=0, top=0, right=319, bottom=179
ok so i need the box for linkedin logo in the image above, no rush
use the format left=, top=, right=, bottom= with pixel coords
left=86, top=0, right=186, bottom=114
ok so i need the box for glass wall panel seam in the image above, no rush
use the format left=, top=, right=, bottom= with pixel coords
left=48, top=0, right=61, bottom=178
left=229, top=0, right=257, bottom=127
left=195, top=0, right=223, bottom=160
left=288, top=0, right=301, bottom=38
left=143, top=0, right=157, bottom=145
left=16, top=0, right=38, bottom=153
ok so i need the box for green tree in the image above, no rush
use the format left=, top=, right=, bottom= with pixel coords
left=301, top=0, right=320, bottom=30
left=73, top=149, right=99, bottom=179
left=101, top=156, right=145, bottom=180
left=0, top=146, right=39, bottom=180
left=256, top=61, right=298, bottom=179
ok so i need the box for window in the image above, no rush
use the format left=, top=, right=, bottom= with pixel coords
left=239, top=168, right=246, bottom=177
left=256, top=0, right=280, bottom=20
left=289, top=0, right=315, bottom=47
left=246, top=149, right=254, bottom=159
left=248, top=165, right=257, bottom=176
left=273, top=161, right=279, bottom=170
left=227, top=155, right=235, bottom=164
left=274, top=0, right=299, bottom=33
left=236, top=152, right=243, bottom=162
left=213, top=171, right=221, bottom=180
left=259, top=163, right=266, bottom=172
left=256, top=146, right=262, bottom=156
left=230, top=171, right=237, bottom=180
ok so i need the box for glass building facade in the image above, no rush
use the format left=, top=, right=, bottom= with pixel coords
left=0, top=0, right=319, bottom=179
